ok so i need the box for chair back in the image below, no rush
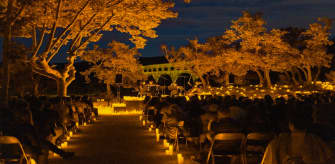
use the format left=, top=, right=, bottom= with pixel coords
left=246, top=132, right=273, bottom=146
left=0, top=136, right=28, bottom=162
left=214, top=133, right=245, bottom=141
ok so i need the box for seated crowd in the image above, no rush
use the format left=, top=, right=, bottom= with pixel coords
left=142, top=92, right=335, bottom=164
left=0, top=96, right=98, bottom=164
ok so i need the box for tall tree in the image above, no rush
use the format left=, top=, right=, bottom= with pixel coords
left=162, top=39, right=216, bottom=87
left=299, top=18, right=333, bottom=82
left=21, top=0, right=177, bottom=96
left=81, top=41, right=145, bottom=98
left=0, top=0, right=40, bottom=103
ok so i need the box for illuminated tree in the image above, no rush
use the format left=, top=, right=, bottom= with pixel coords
left=12, top=0, right=176, bottom=97
left=0, top=0, right=41, bottom=103
left=81, top=41, right=145, bottom=98
left=223, top=11, right=299, bottom=87
left=206, top=36, right=250, bottom=86
left=299, top=18, right=333, bottom=82
left=162, top=39, right=216, bottom=87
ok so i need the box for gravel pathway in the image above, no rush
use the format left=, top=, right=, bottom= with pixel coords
left=49, top=115, right=177, bottom=164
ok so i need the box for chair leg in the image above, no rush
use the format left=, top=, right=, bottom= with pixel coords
left=206, top=142, right=214, bottom=164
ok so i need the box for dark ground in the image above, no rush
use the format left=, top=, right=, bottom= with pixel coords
left=49, top=115, right=178, bottom=164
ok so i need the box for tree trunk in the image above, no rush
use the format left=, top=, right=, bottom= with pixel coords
left=1, top=23, right=12, bottom=105
left=284, top=71, right=291, bottom=83
left=314, top=66, right=321, bottom=81
left=300, top=67, right=308, bottom=82
left=295, top=68, right=303, bottom=82
left=106, top=83, right=111, bottom=99
left=225, top=72, right=230, bottom=86
left=255, top=70, right=264, bottom=85
left=264, top=69, right=272, bottom=88
left=199, top=75, right=207, bottom=88
left=306, top=66, right=312, bottom=82
left=56, top=79, right=68, bottom=97
left=289, top=71, right=298, bottom=85
left=33, top=81, right=39, bottom=97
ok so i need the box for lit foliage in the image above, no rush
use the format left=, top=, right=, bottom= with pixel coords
left=81, top=41, right=145, bottom=94
left=14, top=0, right=178, bottom=96
left=162, top=39, right=216, bottom=87
left=299, top=18, right=333, bottom=82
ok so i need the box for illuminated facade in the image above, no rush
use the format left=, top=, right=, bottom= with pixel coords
left=139, top=57, right=197, bottom=83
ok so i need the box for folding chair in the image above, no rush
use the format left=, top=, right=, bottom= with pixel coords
left=206, top=133, right=246, bottom=164
left=0, top=136, right=36, bottom=164
left=243, top=133, right=274, bottom=164
left=174, top=121, right=185, bottom=152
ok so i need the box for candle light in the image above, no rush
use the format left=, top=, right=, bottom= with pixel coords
left=169, top=145, right=173, bottom=155
left=76, top=122, right=79, bottom=127
left=139, top=115, right=142, bottom=121
left=69, top=131, right=73, bottom=137
left=84, top=122, right=87, bottom=126
left=165, top=149, right=170, bottom=155
left=177, top=153, right=184, bottom=164
left=163, top=139, right=168, bottom=147
left=142, top=120, right=146, bottom=126
left=62, top=142, right=68, bottom=148
left=150, top=125, right=154, bottom=128
left=66, top=136, right=70, bottom=141
left=156, top=133, right=160, bottom=142
left=149, top=127, right=152, bottom=132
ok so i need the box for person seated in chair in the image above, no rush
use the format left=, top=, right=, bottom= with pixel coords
left=261, top=105, right=335, bottom=164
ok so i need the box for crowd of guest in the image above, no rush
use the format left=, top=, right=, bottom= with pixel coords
left=0, top=96, right=98, bottom=164
left=143, top=92, right=335, bottom=164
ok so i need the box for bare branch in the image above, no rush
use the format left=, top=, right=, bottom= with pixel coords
left=32, top=25, right=46, bottom=58
left=69, top=13, right=97, bottom=51
left=73, top=15, right=114, bottom=52
left=49, top=0, right=90, bottom=51
left=46, top=0, right=62, bottom=52
left=10, top=4, right=26, bottom=26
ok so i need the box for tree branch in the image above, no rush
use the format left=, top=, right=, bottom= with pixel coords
left=73, top=15, right=114, bottom=52
left=46, top=0, right=62, bottom=52
left=32, top=25, right=46, bottom=58
left=10, top=4, right=26, bottom=26
left=69, top=13, right=97, bottom=51
left=49, top=0, right=90, bottom=51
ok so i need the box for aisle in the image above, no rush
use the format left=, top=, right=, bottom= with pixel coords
left=49, top=115, right=176, bottom=164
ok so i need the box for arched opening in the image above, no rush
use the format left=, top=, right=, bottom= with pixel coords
left=146, top=75, right=156, bottom=83
left=176, top=73, right=193, bottom=90
left=157, top=74, right=172, bottom=86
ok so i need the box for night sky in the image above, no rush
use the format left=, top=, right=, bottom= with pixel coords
left=1, top=0, right=335, bottom=62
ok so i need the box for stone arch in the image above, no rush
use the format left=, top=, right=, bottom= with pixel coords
left=157, top=74, right=172, bottom=86
left=176, top=73, right=193, bottom=90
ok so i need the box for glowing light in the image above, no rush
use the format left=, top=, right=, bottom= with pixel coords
left=123, top=96, right=145, bottom=101
left=149, top=127, right=152, bottom=132
left=150, top=125, right=154, bottom=128
left=165, top=149, right=170, bottom=155
left=142, top=120, right=146, bottom=126
left=177, top=153, right=184, bottom=164
left=84, top=122, right=87, bottom=126
left=69, top=131, right=73, bottom=137
left=163, top=139, right=169, bottom=147
left=66, top=136, right=70, bottom=141
left=76, top=122, right=79, bottom=127
left=156, top=133, right=160, bottom=142
left=169, top=145, right=173, bottom=155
